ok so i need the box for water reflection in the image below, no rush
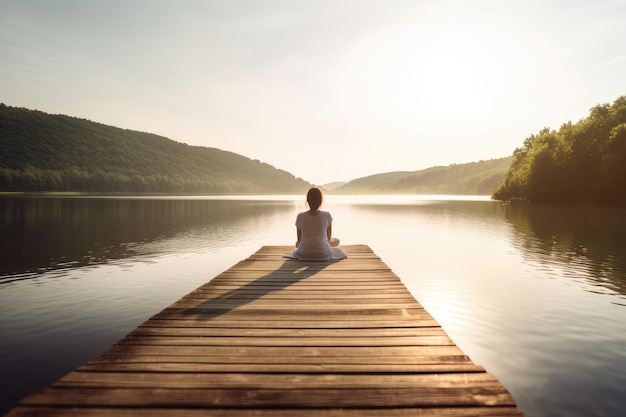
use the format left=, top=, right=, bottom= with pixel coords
left=0, top=196, right=295, bottom=282
left=505, top=203, right=626, bottom=302
left=2, top=195, right=626, bottom=417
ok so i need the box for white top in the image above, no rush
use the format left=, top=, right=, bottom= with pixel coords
left=291, top=211, right=345, bottom=260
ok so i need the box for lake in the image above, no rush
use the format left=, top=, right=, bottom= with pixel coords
left=1, top=195, right=625, bottom=416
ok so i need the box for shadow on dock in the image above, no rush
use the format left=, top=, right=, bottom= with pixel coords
left=179, top=258, right=334, bottom=319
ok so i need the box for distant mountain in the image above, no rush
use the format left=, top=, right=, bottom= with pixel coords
left=0, top=104, right=311, bottom=194
left=332, top=157, right=512, bottom=195
left=330, top=171, right=412, bottom=194
left=320, top=181, right=348, bottom=191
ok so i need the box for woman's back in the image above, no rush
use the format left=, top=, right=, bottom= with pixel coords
left=294, top=211, right=333, bottom=259
left=289, top=187, right=347, bottom=261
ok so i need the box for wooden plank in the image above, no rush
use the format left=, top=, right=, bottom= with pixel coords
left=150, top=312, right=437, bottom=322
left=20, top=386, right=515, bottom=408
left=91, top=344, right=470, bottom=358
left=196, top=282, right=406, bottom=288
left=170, top=298, right=423, bottom=306
left=127, top=327, right=446, bottom=337
left=159, top=306, right=426, bottom=313
left=51, top=371, right=502, bottom=388
left=6, top=245, right=525, bottom=417
left=94, top=344, right=469, bottom=358
left=184, top=289, right=413, bottom=297
left=137, top=319, right=440, bottom=328
left=180, top=296, right=420, bottom=303
left=87, top=352, right=475, bottom=365
left=7, top=407, right=526, bottom=417
left=109, top=335, right=455, bottom=347
left=78, top=363, right=486, bottom=373
left=168, top=301, right=425, bottom=309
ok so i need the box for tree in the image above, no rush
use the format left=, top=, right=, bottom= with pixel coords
left=599, top=123, right=626, bottom=204
left=493, top=95, right=626, bottom=205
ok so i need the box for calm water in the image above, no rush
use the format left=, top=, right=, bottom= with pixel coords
left=1, top=195, right=626, bottom=416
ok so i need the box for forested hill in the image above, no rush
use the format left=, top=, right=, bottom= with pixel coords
left=493, top=95, right=626, bottom=204
left=332, top=157, right=512, bottom=195
left=0, top=104, right=311, bottom=194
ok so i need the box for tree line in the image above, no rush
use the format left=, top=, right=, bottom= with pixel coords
left=493, top=95, right=626, bottom=204
left=0, top=165, right=257, bottom=193
left=0, top=104, right=311, bottom=194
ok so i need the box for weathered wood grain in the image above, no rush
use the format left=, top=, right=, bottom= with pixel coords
left=6, top=244, right=525, bottom=416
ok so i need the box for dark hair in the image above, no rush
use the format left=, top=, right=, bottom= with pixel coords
left=306, top=187, right=323, bottom=211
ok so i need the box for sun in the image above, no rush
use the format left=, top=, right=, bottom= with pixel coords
left=408, top=18, right=512, bottom=120
left=344, top=16, right=522, bottom=124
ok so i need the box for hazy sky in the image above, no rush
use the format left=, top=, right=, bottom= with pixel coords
left=2, top=0, right=626, bottom=185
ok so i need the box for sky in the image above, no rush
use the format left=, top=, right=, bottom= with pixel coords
left=2, top=0, right=626, bottom=185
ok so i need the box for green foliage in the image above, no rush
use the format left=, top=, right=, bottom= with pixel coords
left=0, top=104, right=311, bottom=194
left=493, top=95, right=626, bottom=204
left=332, top=157, right=512, bottom=195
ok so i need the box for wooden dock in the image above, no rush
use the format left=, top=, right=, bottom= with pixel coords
left=7, top=245, right=525, bottom=416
